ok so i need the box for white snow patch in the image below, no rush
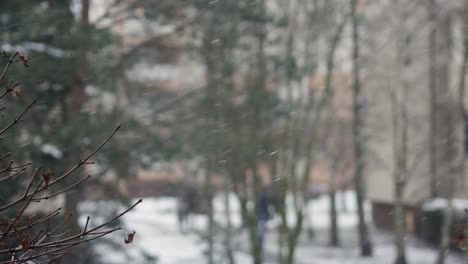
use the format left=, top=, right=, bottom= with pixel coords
left=40, top=143, right=63, bottom=159
left=1, top=43, right=74, bottom=58
left=422, top=198, right=468, bottom=212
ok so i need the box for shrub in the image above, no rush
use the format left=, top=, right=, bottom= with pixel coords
left=0, top=51, right=141, bottom=263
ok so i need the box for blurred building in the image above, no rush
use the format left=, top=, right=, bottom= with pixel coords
left=364, top=0, right=468, bottom=232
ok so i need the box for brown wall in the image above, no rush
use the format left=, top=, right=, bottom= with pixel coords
left=372, top=201, right=416, bottom=233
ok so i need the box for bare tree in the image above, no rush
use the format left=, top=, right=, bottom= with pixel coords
left=351, top=0, right=373, bottom=256
left=0, top=52, right=141, bottom=264
left=460, top=1, right=468, bottom=261
left=272, top=1, right=348, bottom=261
left=390, top=7, right=413, bottom=263
left=434, top=12, right=457, bottom=264
left=428, top=0, right=439, bottom=199
left=326, top=14, right=347, bottom=247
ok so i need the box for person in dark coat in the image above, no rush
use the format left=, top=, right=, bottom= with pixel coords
left=256, top=186, right=273, bottom=250
left=177, top=188, right=189, bottom=232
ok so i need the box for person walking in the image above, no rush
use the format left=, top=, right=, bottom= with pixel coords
left=256, top=186, right=273, bottom=252
left=177, top=187, right=189, bottom=232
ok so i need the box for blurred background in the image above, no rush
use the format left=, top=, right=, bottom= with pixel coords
left=2, top=0, right=468, bottom=263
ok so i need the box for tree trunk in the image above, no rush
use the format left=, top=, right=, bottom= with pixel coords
left=351, top=0, right=373, bottom=257
left=394, top=186, right=407, bottom=264
left=223, top=181, right=236, bottom=264
left=325, top=15, right=347, bottom=248
left=429, top=7, right=454, bottom=264
left=327, top=90, right=340, bottom=248
left=286, top=210, right=303, bottom=264
left=391, top=81, right=405, bottom=264
left=393, top=10, right=412, bottom=263
left=205, top=166, right=215, bottom=264
left=71, top=0, right=89, bottom=112
left=428, top=0, right=439, bottom=198
left=436, top=196, right=454, bottom=264
left=436, top=171, right=455, bottom=264
left=277, top=191, right=289, bottom=264
left=329, top=174, right=339, bottom=246
left=461, top=1, right=468, bottom=263
left=247, top=3, right=267, bottom=262
left=60, top=1, right=90, bottom=263
left=428, top=0, right=452, bottom=200
left=303, top=199, right=315, bottom=239
left=61, top=189, right=90, bottom=263
left=460, top=0, right=468, bottom=194
left=392, top=86, right=409, bottom=264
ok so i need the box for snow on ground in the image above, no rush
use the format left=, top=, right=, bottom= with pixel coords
left=423, top=197, right=468, bottom=213
left=80, top=198, right=207, bottom=264
left=79, top=191, right=465, bottom=264
left=122, top=198, right=207, bottom=264
left=291, top=193, right=464, bottom=264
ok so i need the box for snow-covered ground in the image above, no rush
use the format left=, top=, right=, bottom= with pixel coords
left=79, top=192, right=465, bottom=264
